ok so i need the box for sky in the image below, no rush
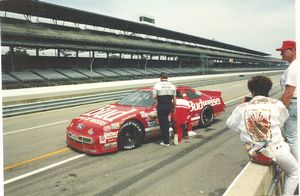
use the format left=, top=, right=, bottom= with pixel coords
left=40, top=0, right=296, bottom=58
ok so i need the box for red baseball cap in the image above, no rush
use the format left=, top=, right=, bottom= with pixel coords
left=276, top=40, right=296, bottom=51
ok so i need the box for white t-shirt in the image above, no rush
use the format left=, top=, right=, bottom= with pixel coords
left=153, top=80, right=176, bottom=96
left=226, top=96, right=288, bottom=147
left=280, top=59, right=297, bottom=98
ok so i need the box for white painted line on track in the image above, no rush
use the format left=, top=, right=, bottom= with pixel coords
left=3, top=120, right=69, bottom=136
left=4, top=154, right=86, bottom=185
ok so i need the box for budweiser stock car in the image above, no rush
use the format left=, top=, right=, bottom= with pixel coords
left=66, top=86, right=225, bottom=154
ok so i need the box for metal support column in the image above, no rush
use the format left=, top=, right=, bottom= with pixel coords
left=89, top=51, right=95, bottom=78
left=10, top=46, right=15, bottom=72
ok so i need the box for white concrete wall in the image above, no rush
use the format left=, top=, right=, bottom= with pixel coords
left=223, top=162, right=284, bottom=196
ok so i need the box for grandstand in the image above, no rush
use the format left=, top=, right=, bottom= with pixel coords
left=0, top=0, right=285, bottom=89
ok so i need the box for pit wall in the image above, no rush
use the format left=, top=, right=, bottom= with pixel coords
left=223, top=162, right=284, bottom=196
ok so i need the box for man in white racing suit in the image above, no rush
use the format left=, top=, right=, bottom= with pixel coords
left=226, top=75, right=298, bottom=195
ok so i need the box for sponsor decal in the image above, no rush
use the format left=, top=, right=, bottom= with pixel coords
left=83, top=105, right=137, bottom=122
left=106, top=138, right=117, bottom=143
left=139, top=111, right=148, bottom=118
left=99, top=136, right=106, bottom=144
left=76, top=123, right=84, bottom=130
left=111, top=123, right=120, bottom=130
left=147, top=121, right=156, bottom=127
left=103, top=125, right=111, bottom=132
left=87, top=128, right=94, bottom=135
left=104, top=142, right=118, bottom=149
left=79, top=116, right=107, bottom=126
left=189, top=97, right=221, bottom=112
left=104, top=131, right=118, bottom=140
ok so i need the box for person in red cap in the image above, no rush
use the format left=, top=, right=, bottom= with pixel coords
left=226, top=75, right=298, bottom=195
left=276, top=40, right=298, bottom=161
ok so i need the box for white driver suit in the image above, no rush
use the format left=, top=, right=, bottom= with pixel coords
left=226, top=96, right=298, bottom=195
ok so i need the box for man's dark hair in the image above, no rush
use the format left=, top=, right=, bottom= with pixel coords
left=247, top=75, right=273, bottom=97
left=160, top=72, right=168, bottom=79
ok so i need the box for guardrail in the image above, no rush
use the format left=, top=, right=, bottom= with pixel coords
left=2, top=71, right=282, bottom=117
left=2, top=90, right=133, bottom=117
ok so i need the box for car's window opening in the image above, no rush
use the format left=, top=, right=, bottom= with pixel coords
left=117, top=91, right=156, bottom=107
left=185, top=89, right=201, bottom=99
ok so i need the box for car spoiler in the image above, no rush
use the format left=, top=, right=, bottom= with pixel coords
left=200, top=90, right=222, bottom=97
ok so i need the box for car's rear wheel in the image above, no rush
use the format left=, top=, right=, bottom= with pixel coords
left=118, top=120, right=144, bottom=150
left=200, top=105, right=214, bottom=127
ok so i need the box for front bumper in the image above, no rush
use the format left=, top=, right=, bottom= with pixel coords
left=66, top=131, right=118, bottom=155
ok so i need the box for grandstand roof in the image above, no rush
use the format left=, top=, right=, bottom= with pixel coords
left=0, top=0, right=270, bottom=56
left=0, top=17, right=273, bottom=62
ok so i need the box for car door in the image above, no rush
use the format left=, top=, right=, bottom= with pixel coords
left=183, top=88, right=203, bottom=127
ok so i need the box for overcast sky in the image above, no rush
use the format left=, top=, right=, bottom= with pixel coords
left=41, top=0, right=296, bottom=58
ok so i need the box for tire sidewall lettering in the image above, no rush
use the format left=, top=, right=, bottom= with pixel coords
left=120, top=120, right=143, bottom=150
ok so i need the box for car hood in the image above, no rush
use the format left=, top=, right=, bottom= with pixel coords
left=70, top=104, right=145, bottom=133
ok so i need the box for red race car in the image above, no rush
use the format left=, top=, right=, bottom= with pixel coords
left=66, top=86, right=225, bottom=154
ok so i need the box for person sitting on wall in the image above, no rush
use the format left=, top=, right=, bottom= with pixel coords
left=226, top=75, right=298, bottom=195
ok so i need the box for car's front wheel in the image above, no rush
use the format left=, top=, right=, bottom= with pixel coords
left=200, top=105, right=214, bottom=127
left=118, top=120, right=144, bottom=150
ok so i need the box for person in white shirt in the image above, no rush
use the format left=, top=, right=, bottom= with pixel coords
left=153, top=72, right=176, bottom=146
left=276, top=40, right=298, bottom=160
left=226, top=75, right=298, bottom=195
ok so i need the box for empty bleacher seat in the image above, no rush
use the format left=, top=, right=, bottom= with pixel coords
left=147, top=68, right=161, bottom=75
left=132, top=68, right=156, bottom=77
left=107, top=69, right=132, bottom=77
left=31, top=69, right=72, bottom=85
left=55, top=69, right=89, bottom=80
left=9, top=71, right=47, bottom=87
left=119, top=68, right=143, bottom=77
left=2, top=73, right=21, bottom=89
left=73, top=68, right=106, bottom=80
left=94, top=68, right=120, bottom=78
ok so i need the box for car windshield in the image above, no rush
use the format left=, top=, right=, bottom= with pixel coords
left=117, top=91, right=156, bottom=107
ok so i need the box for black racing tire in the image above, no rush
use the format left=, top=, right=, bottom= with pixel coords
left=200, top=105, right=214, bottom=127
left=118, top=120, right=144, bottom=150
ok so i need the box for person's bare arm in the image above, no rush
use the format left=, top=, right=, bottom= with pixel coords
left=281, top=85, right=296, bottom=107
